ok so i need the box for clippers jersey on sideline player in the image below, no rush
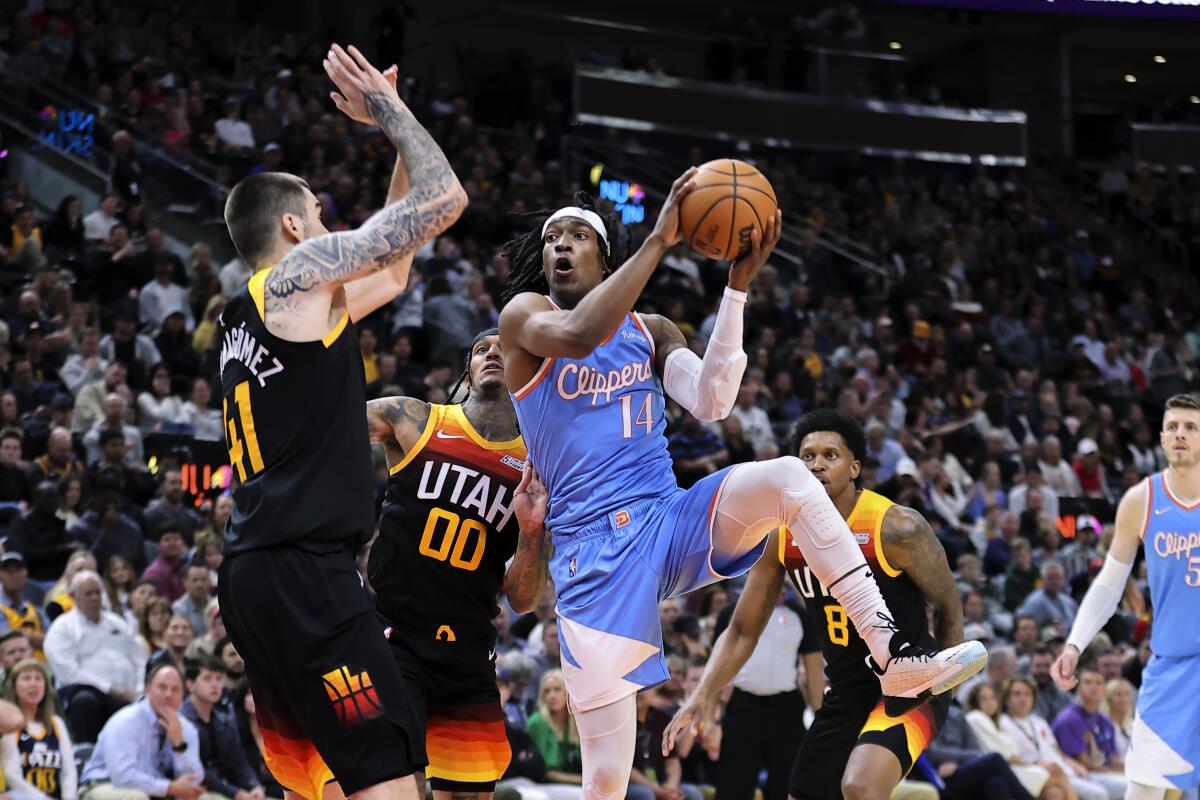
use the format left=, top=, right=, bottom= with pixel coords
left=218, top=270, right=375, bottom=555
left=512, top=309, right=675, bottom=532
left=781, top=489, right=948, bottom=798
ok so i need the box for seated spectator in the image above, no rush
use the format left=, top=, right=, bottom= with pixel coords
left=84, top=433, right=150, bottom=507
left=232, top=684, right=282, bottom=799
left=1017, top=563, right=1078, bottom=630
left=82, top=196, right=121, bottom=243
left=180, top=380, right=222, bottom=442
left=717, top=416, right=755, bottom=465
left=136, top=365, right=189, bottom=435
left=9, top=358, right=59, bottom=419
left=1009, top=468, right=1060, bottom=521
left=82, top=396, right=144, bottom=469
left=668, top=412, right=727, bottom=489
left=138, top=259, right=193, bottom=333
left=1001, top=676, right=1109, bottom=800
left=1013, top=614, right=1041, bottom=671
left=99, top=309, right=161, bottom=392
left=72, top=364, right=132, bottom=436
left=156, top=310, right=205, bottom=388
left=0, top=658, right=78, bottom=800
left=964, top=461, right=1007, bottom=520
left=141, top=525, right=189, bottom=601
left=1040, top=437, right=1082, bottom=499
left=125, top=581, right=157, bottom=633
left=136, top=597, right=172, bottom=655
left=924, top=701, right=1035, bottom=800
left=1071, top=439, right=1107, bottom=500
left=146, top=615, right=194, bottom=675
left=963, top=682, right=1056, bottom=799
left=215, top=638, right=244, bottom=692
left=1052, top=667, right=1126, bottom=799
left=171, top=566, right=210, bottom=637
left=0, top=553, right=48, bottom=655
left=179, top=659, right=262, bottom=800
left=102, top=556, right=137, bottom=624
left=142, top=471, right=200, bottom=546
left=191, top=533, right=223, bottom=593
left=957, top=645, right=1016, bottom=705
left=8, top=483, right=74, bottom=585
left=184, top=602, right=222, bottom=663
left=69, top=479, right=147, bottom=576
left=59, top=329, right=108, bottom=398
left=43, top=570, right=147, bottom=744
left=525, top=670, right=582, bottom=789
left=0, top=428, right=32, bottom=512
left=1102, top=679, right=1135, bottom=758
left=1005, top=539, right=1039, bottom=612
left=731, top=385, right=774, bottom=459
left=42, top=552, right=97, bottom=622
left=27, top=429, right=84, bottom=487
left=192, top=297, right=225, bottom=355
left=0, top=633, right=32, bottom=683
left=78, top=663, right=204, bottom=800
left=57, top=476, right=86, bottom=531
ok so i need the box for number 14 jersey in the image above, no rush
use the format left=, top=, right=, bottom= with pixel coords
left=218, top=271, right=375, bottom=555
left=511, top=309, right=676, bottom=533
left=370, top=403, right=526, bottom=637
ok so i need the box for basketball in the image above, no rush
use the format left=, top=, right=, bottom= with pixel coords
left=679, top=159, right=778, bottom=262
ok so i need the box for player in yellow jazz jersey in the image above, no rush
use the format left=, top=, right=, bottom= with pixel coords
left=666, top=410, right=977, bottom=800
left=366, top=328, right=551, bottom=800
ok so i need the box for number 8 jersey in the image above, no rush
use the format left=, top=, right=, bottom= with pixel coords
left=370, top=403, right=526, bottom=636
left=779, top=489, right=934, bottom=695
left=512, top=310, right=677, bottom=533
left=218, top=271, right=376, bottom=555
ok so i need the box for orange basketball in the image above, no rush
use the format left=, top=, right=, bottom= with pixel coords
left=679, top=159, right=778, bottom=261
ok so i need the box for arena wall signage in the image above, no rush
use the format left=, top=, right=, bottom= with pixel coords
left=37, top=107, right=95, bottom=158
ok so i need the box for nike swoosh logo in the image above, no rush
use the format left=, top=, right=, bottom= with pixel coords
left=436, top=431, right=466, bottom=440
left=488, top=648, right=497, bottom=662
left=1154, top=507, right=1170, bottom=515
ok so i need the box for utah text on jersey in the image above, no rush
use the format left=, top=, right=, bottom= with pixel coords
left=219, top=319, right=285, bottom=387
left=416, top=459, right=522, bottom=530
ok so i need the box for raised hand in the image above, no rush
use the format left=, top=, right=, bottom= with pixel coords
left=728, top=208, right=782, bottom=292
left=323, top=44, right=407, bottom=126
left=514, top=461, right=548, bottom=533
left=651, top=167, right=699, bottom=248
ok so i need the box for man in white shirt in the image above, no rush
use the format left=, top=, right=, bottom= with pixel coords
left=82, top=195, right=122, bottom=242
left=44, top=570, right=147, bottom=743
left=138, top=259, right=194, bottom=331
left=59, top=328, right=109, bottom=397
left=82, top=393, right=144, bottom=467
left=731, top=384, right=774, bottom=458
left=218, top=256, right=252, bottom=298
left=1008, top=468, right=1060, bottom=521
left=214, top=99, right=255, bottom=152
left=1039, top=436, right=1082, bottom=498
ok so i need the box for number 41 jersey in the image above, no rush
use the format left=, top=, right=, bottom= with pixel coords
left=218, top=271, right=375, bottom=555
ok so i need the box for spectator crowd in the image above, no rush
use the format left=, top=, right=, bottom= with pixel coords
left=0, top=2, right=1198, bottom=800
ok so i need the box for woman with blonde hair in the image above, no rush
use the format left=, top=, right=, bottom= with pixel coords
left=525, top=670, right=583, bottom=798
left=1101, top=678, right=1136, bottom=758
left=192, top=295, right=225, bottom=353
left=0, top=659, right=76, bottom=800
left=965, top=682, right=1068, bottom=800
left=101, top=556, right=136, bottom=622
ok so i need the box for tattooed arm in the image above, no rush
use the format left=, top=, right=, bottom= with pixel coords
left=365, top=396, right=431, bottom=470
left=506, top=463, right=551, bottom=615
left=264, top=45, right=466, bottom=340
left=880, top=505, right=964, bottom=649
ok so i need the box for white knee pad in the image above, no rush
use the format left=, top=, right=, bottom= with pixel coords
left=776, top=455, right=847, bottom=549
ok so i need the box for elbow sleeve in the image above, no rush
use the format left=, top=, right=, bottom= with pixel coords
left=663, top=287, right=747, bottom=422
left=1066, top=554, right=1134, bottom=652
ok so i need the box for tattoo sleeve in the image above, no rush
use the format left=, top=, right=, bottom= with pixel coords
left=365, top=396, right=430, bottom=453
left=506, top=526, right=552, bottom=614
left=266, top=92, right=465, bottom=311
left=881, top=506, right=965, bottom=649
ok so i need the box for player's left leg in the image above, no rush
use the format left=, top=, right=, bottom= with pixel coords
left=842, top=695, right=947, bottom=800
left=841, top=744, right=902, bottom=800
left=574, top=695, right=638, bottom=800
left=1125, top=655, right=1200, bottom=800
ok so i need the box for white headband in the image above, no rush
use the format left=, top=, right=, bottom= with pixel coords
left=541, top=207, right=609, bottom=254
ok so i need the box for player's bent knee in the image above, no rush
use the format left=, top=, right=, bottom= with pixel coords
left=840, top=774, right=889, bottom=800
left=583, top=765, right=628, bottom=800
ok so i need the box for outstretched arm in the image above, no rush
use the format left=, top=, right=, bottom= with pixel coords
left=266, top=46, right=466, bottom=329
left=499, top=168, right=697, bottom=361
left=663, top=529, right=785, bottom=754
left=880, top=505, right=963, bottom=649
left=506, top=463, right=552, bottom=614
left=1052, top=480, right=1144, bottom=690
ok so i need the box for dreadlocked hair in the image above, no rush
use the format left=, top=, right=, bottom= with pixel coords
left=499, top=191, right=630, bottom=308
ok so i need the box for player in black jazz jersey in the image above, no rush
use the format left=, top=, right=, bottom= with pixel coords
left=665, top=410, right=977, bottom=800
left=216, top=43, right=466, bottom=800
left=366, top=328, right=551, bottom=800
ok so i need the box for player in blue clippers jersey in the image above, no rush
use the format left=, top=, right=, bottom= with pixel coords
left=1054, top=393, right=1200, bottom=799
left=498, top=175, right=986, bottom=800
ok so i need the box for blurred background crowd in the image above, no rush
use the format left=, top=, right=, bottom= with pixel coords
left=0, top=0, right=1197, bottom=799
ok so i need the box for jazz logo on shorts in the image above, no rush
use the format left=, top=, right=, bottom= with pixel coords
left=322, top=666, right=384, bottom=727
